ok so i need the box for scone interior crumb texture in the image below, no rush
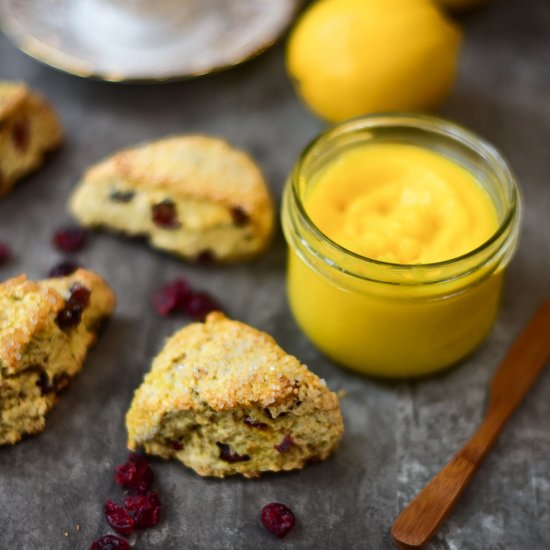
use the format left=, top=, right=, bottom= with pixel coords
left=126, top=312, right=344, bottom=478
left=0, top=270, right=115, bottom=445
left=70, top=135, right=274, bottom=263
left=0, top=81, right=63, bottom=197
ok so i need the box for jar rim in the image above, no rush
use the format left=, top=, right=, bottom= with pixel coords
left=290, top=113, right=520, bottom=278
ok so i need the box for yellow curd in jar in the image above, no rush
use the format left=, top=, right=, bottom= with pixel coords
left=282, top=115, right=520, bottom=377
left=306, top=144, right=498, bottom=265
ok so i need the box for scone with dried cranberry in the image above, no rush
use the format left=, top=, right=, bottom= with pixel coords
left=0, top=269, right=115, bottom=445
left=126, top=312, right=344, bottom=478
left=0, top=81, right=62, bottom=197
left=69, top=135, right=274, bottom=263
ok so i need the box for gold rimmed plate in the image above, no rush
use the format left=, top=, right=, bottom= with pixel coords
left=0, top=0, right=301, bottom=82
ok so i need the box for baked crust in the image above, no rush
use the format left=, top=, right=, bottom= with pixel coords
left=0, top=269, right=116, bottom=444
left=0, top=81, right=63, bottom=197
left=69, top=135, right=274, bottom=263
left=126, top=312, right=344, bottom=478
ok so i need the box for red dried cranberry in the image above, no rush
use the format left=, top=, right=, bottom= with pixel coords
left=55, top=304, right=82, bottom=329
left=216, top=442, right=250, bottom=463
left=53, top=226, right=87, bottom=253
left=12, top=118, right=30, bottom=152
left=260, top=503, right=295, bottom=539
left=152, top=279, right=191, bottom=316
left=70, top=283, right=91, bottom=308
left=105, top=499, right=134, bottom=536
left=169, top=440, right=183, bottom=451
left=90, top=535, right=130, bottom=550
left=195, top=249, right=216, bottom=264
left=230, top=206, right=250, bottom=226
left=125, top=491, right=161, bottom=529
left=48, top=261, right=79, bottom=278
left=0, top=241, right=11, bottom=266
left=244, top=416, right=268, bottom=430
left=275, top=434, right=294, bottom=453
left=184, top=291, right=220, bottom=321
left=55, top=283, right=91, bottom=330
left=152, top=200, right=180, bottom=228
left=114, top=453, right=153, bottom=494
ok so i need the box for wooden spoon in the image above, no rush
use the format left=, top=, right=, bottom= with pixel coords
left=391, top=298, right=550, bottom=550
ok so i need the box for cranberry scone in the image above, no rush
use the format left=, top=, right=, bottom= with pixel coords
left=69, top=135, right=274, bottom=263
left=0, top=269, right=115, bottom=445
left=126, top=312, right=344, bottom=478
left=0, top=81, right=62, bottom=197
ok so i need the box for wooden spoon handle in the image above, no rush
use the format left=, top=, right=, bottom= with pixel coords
left=391, top=419, right=499, bottom=550
left=392, top=298, right=550, bottom=549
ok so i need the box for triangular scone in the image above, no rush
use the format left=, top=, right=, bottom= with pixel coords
left=0, top=269, right=115, bottom=445
left=126, top=312, right=344, bottom=478
left=0, top=81, right=62, bottom=197
left=69, top=135, right=274, bottom=263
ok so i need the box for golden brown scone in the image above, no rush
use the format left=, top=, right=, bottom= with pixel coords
left=0, top=81, right=62, bottom=197
left=126, top=312, right=344, bottom=478
left=0, top=269, right=116, bottom=445
left=69, top=135, right=274, bottom=263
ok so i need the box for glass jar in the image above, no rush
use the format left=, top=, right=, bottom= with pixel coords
left=281, top=114, right=521, bottom=378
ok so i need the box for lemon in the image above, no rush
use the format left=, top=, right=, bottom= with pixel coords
left=286, top=0, right=462, bottom=122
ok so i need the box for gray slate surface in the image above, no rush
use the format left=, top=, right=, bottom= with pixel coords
left=1, top=0, right=549, bottom=548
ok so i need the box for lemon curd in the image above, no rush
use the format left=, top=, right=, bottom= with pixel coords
left=282, top=115, right=520, bottom=377
left=307, top=144, right=498, bottom=265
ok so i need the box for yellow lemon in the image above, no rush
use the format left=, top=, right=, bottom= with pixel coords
left=287, top=0, right=462, bottom=122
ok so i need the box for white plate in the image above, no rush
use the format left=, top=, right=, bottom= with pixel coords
left=0, top=0, right=300, bottom=82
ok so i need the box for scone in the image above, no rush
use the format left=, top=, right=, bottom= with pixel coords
left=0, top=81, right=63, bottom=197
left=126, top=312, right=344, bottom=478
left=0, top=269, right=115, bottom=445
left=69, top=135, right=274, bottom=263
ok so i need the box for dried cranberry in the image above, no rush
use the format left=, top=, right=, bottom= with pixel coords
left=0, top=241, right=11, bottom=266
left=12, top=118, right=30, bottom=152
left=244, top=416, right=268, bottom=430
left=152, top=200, right=180, bottom=228
left=53, top=226, right=87, bottom=253
left=152, top=279, right=191, bottom=316
left=168, top=440, right=183, bottom=451
left=48, top=261, right=79, bottom=278
left=114, top=453, right=153, bottom=494
left=70, top=283, right=91, bottom=308
left=184, top=291, right=220, bottom=321
left=125, top=491, right=161, bottom=529
left=152, top=279, right=222, bottom=321
left=90, top=535, right=130, bottom=550
left=275, top=434, right=294, bottom=453
left=55, top=283, right=91, bottom=330
left=260, top=503, right=295, bottom=539
left=195, top=249, right=216, bottom=264
left=105, top=499, right=134, bottom=536
left=109, top=190, right=135, bottom=203
left=230, top=206, right=250, bottom=226
left=216, top=442, right=250, bottom=463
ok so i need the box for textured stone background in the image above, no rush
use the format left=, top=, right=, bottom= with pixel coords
left=0, top=0, right=549, bottom=548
